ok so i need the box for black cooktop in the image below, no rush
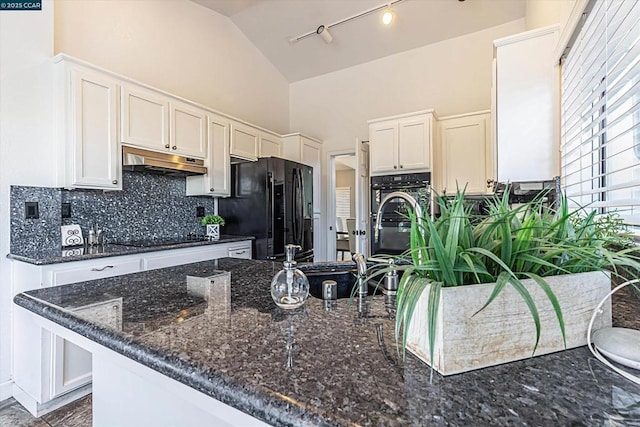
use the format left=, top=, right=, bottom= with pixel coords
left=111, top=235, right=209, bottom=248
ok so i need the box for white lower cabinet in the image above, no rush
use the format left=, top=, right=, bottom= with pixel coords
left=11, top=241, right=251, bottom=415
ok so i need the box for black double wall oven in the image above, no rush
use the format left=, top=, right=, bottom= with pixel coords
left=370, top=173, right=431, bottom=256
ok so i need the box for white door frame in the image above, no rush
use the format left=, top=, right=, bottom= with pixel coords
left=325, top=149, right=355, bottom=262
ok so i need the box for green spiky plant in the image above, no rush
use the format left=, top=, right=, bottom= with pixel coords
left=366, top=188, right=640, bottom=380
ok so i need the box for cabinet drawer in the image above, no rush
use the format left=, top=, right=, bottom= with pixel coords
left=143, top=246, right=226, bottom=271
left=227, top=245, right=252, bottom=259
left=50, top=260, right=142, bottom=286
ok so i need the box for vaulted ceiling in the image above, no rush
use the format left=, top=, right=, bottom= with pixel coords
left=193, top=0, right=527, bottom=82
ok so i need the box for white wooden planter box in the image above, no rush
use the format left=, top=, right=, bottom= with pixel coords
left=406, top=271, right=612, bottom=375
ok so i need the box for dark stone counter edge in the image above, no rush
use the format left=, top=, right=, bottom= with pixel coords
left=6, top=236, right=256, bottom=266
left=13, top=293, right=329, bottom=427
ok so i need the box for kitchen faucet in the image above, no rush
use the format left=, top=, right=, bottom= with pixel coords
left=374, top=192, right=424, bottom=262
left=352, top=253, right=368, bottom=314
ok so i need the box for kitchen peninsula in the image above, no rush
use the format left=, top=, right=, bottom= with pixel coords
left=13, top=258, right=640, bottom=426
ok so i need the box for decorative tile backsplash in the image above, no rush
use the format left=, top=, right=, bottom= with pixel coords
left=11, top=171, right=215, bottom=252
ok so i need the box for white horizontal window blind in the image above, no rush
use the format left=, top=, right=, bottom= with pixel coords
left=335, top=187, right=351, bottom=232
left=561, top=0, right=640, bottom=229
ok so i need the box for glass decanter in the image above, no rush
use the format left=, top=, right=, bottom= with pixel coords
left=271, top=244, right=309, bottom=309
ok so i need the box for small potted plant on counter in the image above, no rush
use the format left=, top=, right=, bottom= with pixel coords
left=201, top=214, right=225, bottom=240
left=367, top=188, right=640, bottom=379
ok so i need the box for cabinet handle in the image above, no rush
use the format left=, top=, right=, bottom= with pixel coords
left=393, top=165, right=397, bottom=169
left=210, top=188, right=215, bottom=192
left=165, top=144, right=170, bottom=149
left=112, top=180, right=118, bottom=185
left=399, top=165, right=403, bottom=168
left=234, top=250, right=246, bottom=255
left=91, top=265, right=114, bottom=272
left=172, top=146, right=177, bottom=150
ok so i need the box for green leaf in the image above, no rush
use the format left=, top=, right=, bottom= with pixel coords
left=521, top=272, right=566, bottom=348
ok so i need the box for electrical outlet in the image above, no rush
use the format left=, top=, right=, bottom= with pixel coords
left=62, top=203, right=71, bottom=218
left=196, top=206, right=205, bottom=217
left=25, top=202, right=39, bottom=219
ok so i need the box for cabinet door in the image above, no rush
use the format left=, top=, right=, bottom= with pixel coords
left=185, top=113, right=230, bottom=197
left=69, top=69, right=120, bottom=189
left=495, top=28, right=558, bottom=182
left=439, top=113, right=492, bottom=195
left=208, top=114, right=231, bottom=196
left=170, top=100, right=207, bottom=159
left=52, top=298, right=123, bottom=398
left=51, top=336, right=92, bottom=398
left=398, top=115, right=430, bottom=172
left=259, top=134, right=282, bottom=158
left=230, top=122, right=259, bottom=161
left=369, top=121, right=398, bottom=174
left=121, top=86, right=169, bottom=151
left=301, top=138, right=321, bottom=215
left=280, top=136, right=301, bottom=162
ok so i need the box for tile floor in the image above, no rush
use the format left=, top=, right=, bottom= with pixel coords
left=0, top=395, right=92, bottom=427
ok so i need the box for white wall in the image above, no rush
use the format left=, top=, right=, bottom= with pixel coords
left=290, top=19, right=525, bottom=259
left=525, top=0, right=575, bottom=32
left=0, top=0, right=55, bottom=400
left=54, top=0, right=290, bottom=134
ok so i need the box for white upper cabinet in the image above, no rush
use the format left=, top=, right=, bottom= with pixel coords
left=259, top=133, right=282, bottom=158
left=54, top=57, right=121, bottom=190
left=368, top=121, right=398, bottom=173
left=230, top=121, right=259, bottom=161
left=437, top=111, right=493, bottom=195
left=368, top=110, right=434, bottom=175
left=494, top=25, right=560, bottom=182
left=121, top=86, right=169, bottom=152
left=170, top=100, right=207, bottom=159
left=186, top=113, right=231, bottom=197
left=121, top=85, right=207, bottom=159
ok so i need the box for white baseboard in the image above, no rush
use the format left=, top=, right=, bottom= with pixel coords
left=12, top=383, right=91, bottom=417
left=0, top=380, right=12, bottom=401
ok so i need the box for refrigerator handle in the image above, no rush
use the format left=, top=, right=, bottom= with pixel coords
left=293, top=168, right=302, bottom=245
left=291, top=169, right=297, bottom=243
left=298, top=168, right=305, bottom=246
left=267, top=172, right=273, bottom=238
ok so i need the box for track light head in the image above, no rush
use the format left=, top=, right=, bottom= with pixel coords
left=316, top=25, right=333, bottom=43
left=381, top=6, right=395, bottom=25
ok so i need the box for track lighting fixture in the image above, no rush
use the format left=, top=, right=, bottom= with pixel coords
left=289, top=0, right=405, bottom=44
left=316, top=25, right=333, bottom=43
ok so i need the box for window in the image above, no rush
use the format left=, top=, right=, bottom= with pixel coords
left=335, top=187, right=351, bottom=232
left=561, top=0, right=640, bottom=231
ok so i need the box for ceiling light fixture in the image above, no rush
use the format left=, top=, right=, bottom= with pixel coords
left=316, top=25, right=333, bottom=44
left=381, top=4, right=395, bottom=25
left=289, top=0, right=405, bottom=44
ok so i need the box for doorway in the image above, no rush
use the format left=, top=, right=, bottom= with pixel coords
left=327, top=151, right=356, bottom=262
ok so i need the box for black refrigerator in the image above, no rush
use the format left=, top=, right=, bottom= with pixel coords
left=218, top=157, right=313, bottom=262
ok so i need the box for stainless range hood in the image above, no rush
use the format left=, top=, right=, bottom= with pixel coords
left=122, top=146, right=207, bottom=176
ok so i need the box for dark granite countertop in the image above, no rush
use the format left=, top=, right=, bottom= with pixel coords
left=6, top=235, right=254, bottom=265
left=13, top=258, right=640, bottom=426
